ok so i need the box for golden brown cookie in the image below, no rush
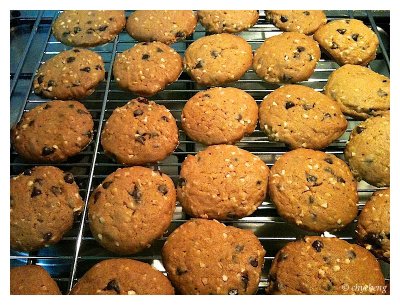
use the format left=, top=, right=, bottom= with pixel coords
left=33, top=48, right=105, bottom=100
left=253, top=32, right=320, bottom=83
left=52, top=10, right=126, bottom=47
left=177, top=145, right=269, bottom=220
left=181, top=87, right=258, bottom=145
left=101, top=97, right=179, bottom=165
left=10, top=166, right=84, bottom=252
left=269, top=148, right=358, bottom=232
left=70, top=259, right=174, bottom=295
left=126, top=10, right=197, bottom=44
left=113, top=41, right=183, bottom=96
left=11, top=101, right=94, bottom=162
left=314, top=19, right=379, bottom=66
left=259, top=84, right=347, bottom=149
left=162, top=219, right=266, bottom=295
left=324, top=64, right=390, bottom=119
left=198, top=10, right=259, bottom=33
left=88, top=166, right=176, bottom=255
left=267, top=236, right=386, bottom=294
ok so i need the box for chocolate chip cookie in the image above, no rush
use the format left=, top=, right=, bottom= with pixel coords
left=101, top=97, right=179, bottom=165
left=181, top=87, right=258, bottom=145
left=253, top=32, right=320, bottom=83
left=314, top=19, right=379, bottom=66
left=162, top=219, right=265, bottom=295
left=113, top=41, right=183, bottom=96
left=126, top=10, right=197, bottom=45
left=10, top=166, right=83, bottom=252
left=344, top=114, right=390, bottom=187
left=184, top=33, right=253, bottom=86
left=259, top=84, right=347, bottom=149
left=267, top=236, right=386, bottom=294
left=11, top=100, right=94, bottom=162
left=269, top=148, right=358, bottom=232
left=356, top=188, right=390, bottom=263
left=52, top=10, right=126, bottom=47
left=324, top=64, right=390, bottom=119
left=266, top=10, right=327, bottom=35
left=88, top=166, right=176, bottom=255
left=198, top=10, right=259, bottom=33
left=11, top=265, right=61, bottom=295
left=33, top=48, right=105, bottom=100
left=70, top=258, right=174, bottom=295
left=177, top=145, right=269, bottom=220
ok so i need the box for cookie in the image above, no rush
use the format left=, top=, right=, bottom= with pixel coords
left=198, top=10, right=259, bottom=33
left=269, top=148, right=358, bottom=232
left=253, top=32, right=320, bottom=83
left=181, top=87, right=258, bottom=145
left=52, top=10, right=126, bottom=47
left=70, top=258, right=174, bottom=295
left=33, top=48, right=105, bottom=100
left=356, top=188, right=390, bottom=263
left=113, top=41, right=183, bottom=96
left=177, top=145, right=269, bottom=220
left=10, top=265, right=61, bottom=295
left=267, top=236, right=386, bottom=294
left=11, top=101, right=94, bottom=162
left=266, top=10, right=327, bottom=35
left=314, top=19, right=379, bottom=66
left=162, top=219, right=265, bottom=295
left=101, top=97, right=179, bottom=165
left=344, top=114, right=390, bottom=187
left=324, top=64, right=390, bottom=119
left=184, top=33, right=253, bottom=86
left=126, top=10, right=197, bottom=45
left=10, top=166, right=84, bottom=252
left=259, top=84, right=347, bottom=149
left=88, top=166, right=176, bottom=255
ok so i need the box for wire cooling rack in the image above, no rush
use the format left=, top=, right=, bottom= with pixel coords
left=10, top=10, right=390, bottom=294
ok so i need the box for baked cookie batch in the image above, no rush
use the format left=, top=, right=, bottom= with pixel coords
left=10, top=10, right=390, bottom=295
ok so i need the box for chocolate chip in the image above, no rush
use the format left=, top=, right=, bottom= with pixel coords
left=84, top=130, right=93, bottom=138
left=98, top=25, right=108, bottom=31
left=130, top=184, right=141, bottom=203
left=28, top=120, right=35, bottom=127
left=23, top=169, right=32, bottom=176
left=64, top=173, right=74, bottom=184
left=285, top=101, right=295, bottom=109
left=42, top=146, right=55, bottom=156
left=249, top=257, right=258, bottom=267
left=142, top=54, right=150, bottom=60
left=43, top=232, right=52, bottom=241
left=311, top=240, right=324, bottom=252
left=306, top=174, right=318, bottom=184
left=31, top=186, right=42, bottom=197
left=176, top=267, right=187, bottom=275
left=73, top=26, right=81, bottom=34
left=256, top=180, right=262, bottom=185
left=336, top=176, right=346, bottom=183
left=102, top=181, right=112, bottom=189
left=236, top=113, right=243, bottom=121
left=109, top=17, right=114, bottom=21
left=156, top=47, right=164, bottom=53
left=377, top=88, right=388, bottom=97
left=47, top=80, right=55, bottom=87
left=86, top=20, right=92, bottom=24
left=103, top=279, right=120, bottom=294
left=351, top=34, right=359, bottom=41
left=324, top=113, right=332, bottom=119
left=93, top=191, right=101, bottom=203
left=280, top=15, right=288, bottom=23
left=308, top=196, right=315, bottom=204
left=62, top=31, right=70, bottom=37
left=194, top=60, right=204, bottom=69
left=86, top=29, right=94, bottom=34
left=337, top=29, right=346, bottom=34
left=241, top=272, right=249, bottom=291
left=356, top=126, right=365, bottom=134
left=282, top=74, right=293, bottom=82
left=331, top=42, right=339, bottom=49
left=293, top=52, right=300, bottom=59
left=303, top=11, right=310, bottom=16
left=136, top=97, right=149, bottom=104
left=37, top=75, right=44, bottom=84
left=80, top=67, right=91, bottom=72
left=77, top=109, right=89, bottom=115
left=73, top=49, right=80, bottom=53
left=95, top=64, right=103, bottom=70
left=347, top=250, right=357, bottom=260
left=235, top=244, right=244, bottom=252
left=325, top=280, right=334, bottom=291
left=297, top=46, right=305, bottom=52
left=302, top=103, right=314, bottom=110
left=66, top=56, right=76, bottom=63
left=211, top=50, right=219, bottom=59
left=308, top=54, right=314, bottom=61
left=158, top=184, right=168, bottom=195
left=382, top=79, right=387, bottom=83
left=161, top=115, right=169, bottom=122
left=324, top=158, right=333, bottom=164
left=277, top=252, right=288, bottom=262
left=228, top=289, right=239, bottom=295
left=51, top=186, right=62, bottom=195
left=175, top=31, right=185, bottom=38
left=135, top=135, right=146, bottom=145
left=34, top=178, right=44, bottom=185
left=133, top=109, right=144, bottom=117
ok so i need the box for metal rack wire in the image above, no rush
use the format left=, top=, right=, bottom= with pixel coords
left=10, top=10, right=390, bottom=294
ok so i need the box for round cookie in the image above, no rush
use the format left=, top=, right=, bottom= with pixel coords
left=253, top=32, right=321, bottom=83
left=70, top=258, right=174, bottom=295
left=344, top=114, right=390, bottom=187
left=33, top=48, right=105, bottom=100
left=113, top=41, right=183, bottom=96
left=11, top=265, right=61, bottom=295
left=266, top=10, right=327, bottom=35
left=88, top=166, right=176, bottom=255
left=177, top=145, right=269, bottom=220
left=52, top=10, right=126, bottom=47
left=11, top=100, right=94, bottom=163
left=356, top=188, right=390, bottom=263
left=267, top=236, right=385, bottom=294
left=126, top=10, right=197, bottom=45
left=259, top=84, right=347, bottom=149
left=10, top=166, right=84, bottom=252
left=314, top=19, right=379, bottom=66
left=324, top=64, right=390, bottom=119
left=184, top=33, right=253, bottom=86
left=181, top=87, right=258, bottom=145
left=269, top=148, right=358, bottom=232
left=101, top=97, right=179, bottom=165
left=198, top=10, right=259, bottom=33
left=162, top=219, right=266, bottom=295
